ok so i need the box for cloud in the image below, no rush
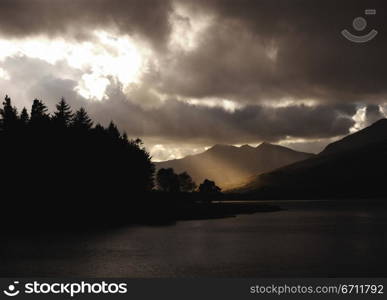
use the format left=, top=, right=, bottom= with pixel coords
left=85, top=86, right=356, bottom=145
left=365, top=104, right=384, bottom=126
left=0, top=54, right=359, bottom=161
left=84, top=90, right=357, bottom=160
left=0, top=56, right=84, bottom=109
left=1, top=0, right=386, bottom=161
left=0, top=0, right=172, bottom=49
left=2, top=0, right=387, bottom=106
left=156, top=0, right=387, bottom=105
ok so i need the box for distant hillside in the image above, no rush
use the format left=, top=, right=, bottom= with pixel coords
left=320, top=118, right=387, bottom=155
left=156, top=143, right=313, bottom=189
left=238, top=119, right=387, bottom=198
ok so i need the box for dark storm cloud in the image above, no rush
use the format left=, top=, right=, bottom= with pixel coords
left=161, top=0, right=387, bottom=103
left=1, top=0, right=386, bottom=103
left=0, top=0, right=172, bottom=48
left=0, top=54, right=359, bottom=150
left=365, top=104, right=384, bottom=126
left=1, top=0, right=386, bottom=155
left=85, top=86, right=356, bottom=145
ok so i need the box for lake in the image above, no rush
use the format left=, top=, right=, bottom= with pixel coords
left=1, top=200, right=386, bottom=277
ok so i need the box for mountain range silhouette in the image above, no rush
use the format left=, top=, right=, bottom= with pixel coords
left=156, top=142, right=313, bottom=189
left=236, top=118, right=387, bottom=198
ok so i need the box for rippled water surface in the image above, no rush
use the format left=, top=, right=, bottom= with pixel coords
left=1, top=200, right=386, bottom=277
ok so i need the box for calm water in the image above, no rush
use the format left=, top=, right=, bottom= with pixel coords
left=1, top=200, right=386, bottom=277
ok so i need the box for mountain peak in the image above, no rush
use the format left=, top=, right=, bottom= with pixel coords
left=237, top=118, right=387, bottom=197
left=156, top=142, right=314, bottom=189
left=240, top=144, right=254, bottom=149
left=256, top=142, right=274, bottom=149
left=210, top=144, right=234, bottom=150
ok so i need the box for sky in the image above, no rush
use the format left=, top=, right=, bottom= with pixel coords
left=0, top=0, right=387, bottom=161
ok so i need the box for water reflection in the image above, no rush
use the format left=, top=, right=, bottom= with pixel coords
left=1, top=200, right=386, bottom=277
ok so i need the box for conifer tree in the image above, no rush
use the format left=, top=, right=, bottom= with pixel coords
left=0, top=95, right=18, bottom=130
left=71, top=107, right=93, bottom=130
left=19, top=107, right=29, bottom=125
left=108, top=121, right=120, bottom=140
left=94, top=123, right=105, bottom=132
left=30, top=99, right=49, bottom=123
left=53, top=98, right=73, bottom=127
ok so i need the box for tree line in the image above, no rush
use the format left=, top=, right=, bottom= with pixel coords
left=0, top=95, right=154, bottom=201
left=156, top=168, right=221, bottom=194
left=0, top=94, right=225, bottom=228
left=0, top=95, right=221, bottom=197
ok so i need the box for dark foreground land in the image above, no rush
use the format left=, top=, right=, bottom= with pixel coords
left=1, top=192, right=281, bottom=231
left=1, top=199, right=386, bottom=277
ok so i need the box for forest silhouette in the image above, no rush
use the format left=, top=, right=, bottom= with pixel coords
left=1, top=95, right=270, bottom=230
left=0, top=96, right=155, bottom=192
left=0, top=95, right=161, bottom=228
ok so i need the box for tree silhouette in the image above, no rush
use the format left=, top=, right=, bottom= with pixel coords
left=108, top=121, right=120, bottom=140
left=19, top=108, right=29, bottom=125
left=52, top=97, right=73, bottom=127
left=0, top=92, right=243, bottom=229
left=199, top=179, right=221, bottom=194
left=0, top=93, right=232, bottom=228
left=156, top=168, right=180, bottom=192
left=72, top=107, right=92, bottom=130
left=121, top=132, right=129, bottom=144
left=0, top=94, right=155, bottom=204
left=0, top=95, right=18, bottom=130
left=30, top=99, right=49, bottom=123
left=178, top=172, right=197, bottom=192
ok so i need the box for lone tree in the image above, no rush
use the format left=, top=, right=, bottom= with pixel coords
left=199, top=179, right=221, bottom=194
left=178, top=172, right=197, bottom=192
left=156, top=168, right=180, bottom=192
